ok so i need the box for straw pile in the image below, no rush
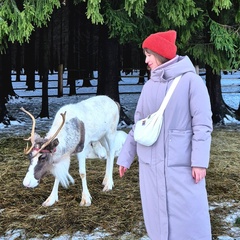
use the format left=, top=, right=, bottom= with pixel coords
left=0, top=128, right=240, bottom=239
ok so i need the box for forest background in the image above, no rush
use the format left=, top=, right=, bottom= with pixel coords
left=0, top=0, right=240, bottom=125
left=0, top=1, right=240, bottom=239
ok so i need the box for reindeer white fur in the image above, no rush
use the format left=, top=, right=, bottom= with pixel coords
left=86, top=130, right=127, bottom=159
left=21, top=95, right=121, bottom=207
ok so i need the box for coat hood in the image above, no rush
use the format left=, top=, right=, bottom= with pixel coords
left=150, top=55, right=196, bottom=82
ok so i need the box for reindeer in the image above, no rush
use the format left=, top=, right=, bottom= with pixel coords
left=21, top=95, right=120, bottom=207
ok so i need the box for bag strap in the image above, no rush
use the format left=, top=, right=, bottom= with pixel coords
left=157, top=75, right=182, bottom=114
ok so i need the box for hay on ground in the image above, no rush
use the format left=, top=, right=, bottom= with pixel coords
left=0, top=128, right=240, bottom=239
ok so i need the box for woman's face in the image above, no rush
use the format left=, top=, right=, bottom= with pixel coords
left=144, top=52, right=161, bottom=70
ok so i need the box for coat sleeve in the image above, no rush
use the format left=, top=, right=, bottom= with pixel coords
left=116, top=129, right=137, bottom=169
left=189, top=75, right=213, bottom=168
left=116, top=87, right=146, bottom=169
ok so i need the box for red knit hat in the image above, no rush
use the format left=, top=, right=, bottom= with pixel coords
left=142, top=30, right=177, bottom=60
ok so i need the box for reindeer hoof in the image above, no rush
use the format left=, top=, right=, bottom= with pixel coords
left=80, top=199, right=91, bottom=206
left=102, top=184, right=113, bottom=192
left=42, top=197, right=58, bottom=207
left=102, top=178, right=114, bottom=191
left=80, top=194, right=92, bottom=206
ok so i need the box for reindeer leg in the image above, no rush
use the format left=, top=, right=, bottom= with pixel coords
left=77, top=152, right=92, bottom=206
left=42, top=178, right=59, bottom=207
left=102, top=135, right=115, bottom=191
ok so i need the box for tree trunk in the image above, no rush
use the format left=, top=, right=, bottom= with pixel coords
left=79, top=2, right=94, bottom=88
left=67, top=0, right=77, bottom=95
left=15, top=42, right=22, bottom=82
left=38, top=26, right=49, bottom=119
left=236, top=103, right=240, bottom=121
left=98, top=25, right=133, bottom=124
left=138, top=51, right=148, bottom=84
left=25, top=31, right=36, bottom=90
left=205, top=64, right=235, bottom=125
left=2, top=45, right=16, bottom=98
left=98, top=25, right=119, bottom=101
left=0, top=49, right=17, bottom=124
left=122, top=43, right=132, bottom=75
left=0, top=54, right=9, bottom=124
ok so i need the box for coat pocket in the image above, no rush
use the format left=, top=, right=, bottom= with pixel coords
left=137, top=144, right=153, bottom=164
left=167, top=130, right=192, bottom=167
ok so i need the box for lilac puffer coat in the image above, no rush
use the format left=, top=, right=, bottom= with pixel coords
left=117, top=55, right=213, bottom=240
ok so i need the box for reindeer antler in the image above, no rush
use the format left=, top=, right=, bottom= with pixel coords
left=20, top=107, right=36, bottom=154
left=33, top=111, right=67, bottom=156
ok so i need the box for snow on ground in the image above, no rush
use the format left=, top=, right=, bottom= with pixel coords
left=1, top=70, right=240, bottom=135
left=0, top=70, right=240, bottom=239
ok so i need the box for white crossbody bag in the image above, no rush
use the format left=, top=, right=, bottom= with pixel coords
left=134, top=75, right=182, bottom=146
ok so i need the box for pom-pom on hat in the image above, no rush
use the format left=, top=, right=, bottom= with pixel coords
left=142, top=30, right=177, bottom=60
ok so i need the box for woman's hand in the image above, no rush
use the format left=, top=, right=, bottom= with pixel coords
left=192, top=167, right=206, bottom=184
left=119, top=166, right=127, bottom=178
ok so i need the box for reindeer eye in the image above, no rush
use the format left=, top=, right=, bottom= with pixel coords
left=28, top=151, right=36, bottom=159
left=28, top=153, right=32, bottom=160
left=39, top=153, right=47, bottom=161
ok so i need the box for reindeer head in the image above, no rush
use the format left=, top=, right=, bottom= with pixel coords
left=20, top=108, right=66, bottom=188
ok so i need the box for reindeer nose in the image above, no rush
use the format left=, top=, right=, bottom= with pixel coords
left=23, top=176, right=39, bottom=188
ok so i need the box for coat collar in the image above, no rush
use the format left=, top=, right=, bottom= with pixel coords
left=150, top=56, right=179, bottom=82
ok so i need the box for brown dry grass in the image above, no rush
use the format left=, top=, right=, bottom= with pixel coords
left=0, top=128, right=240, bottom=239
left=207, top=128, right=240, bottom=239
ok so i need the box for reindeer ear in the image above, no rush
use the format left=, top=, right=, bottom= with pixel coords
left=51, top=138, right=59, bottom=148
left=34, top=133, right=41, bottom=140
left=41, top=138, right=59, bottom=153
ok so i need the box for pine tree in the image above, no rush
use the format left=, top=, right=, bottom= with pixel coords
left=0, top=0, right=61, bottom=52
left=94, top=0, right=240, bottom=123
left=0, top=0, right=239, bottom=124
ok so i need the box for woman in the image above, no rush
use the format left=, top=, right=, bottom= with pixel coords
left=117, top=30, right=212, bottom=240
